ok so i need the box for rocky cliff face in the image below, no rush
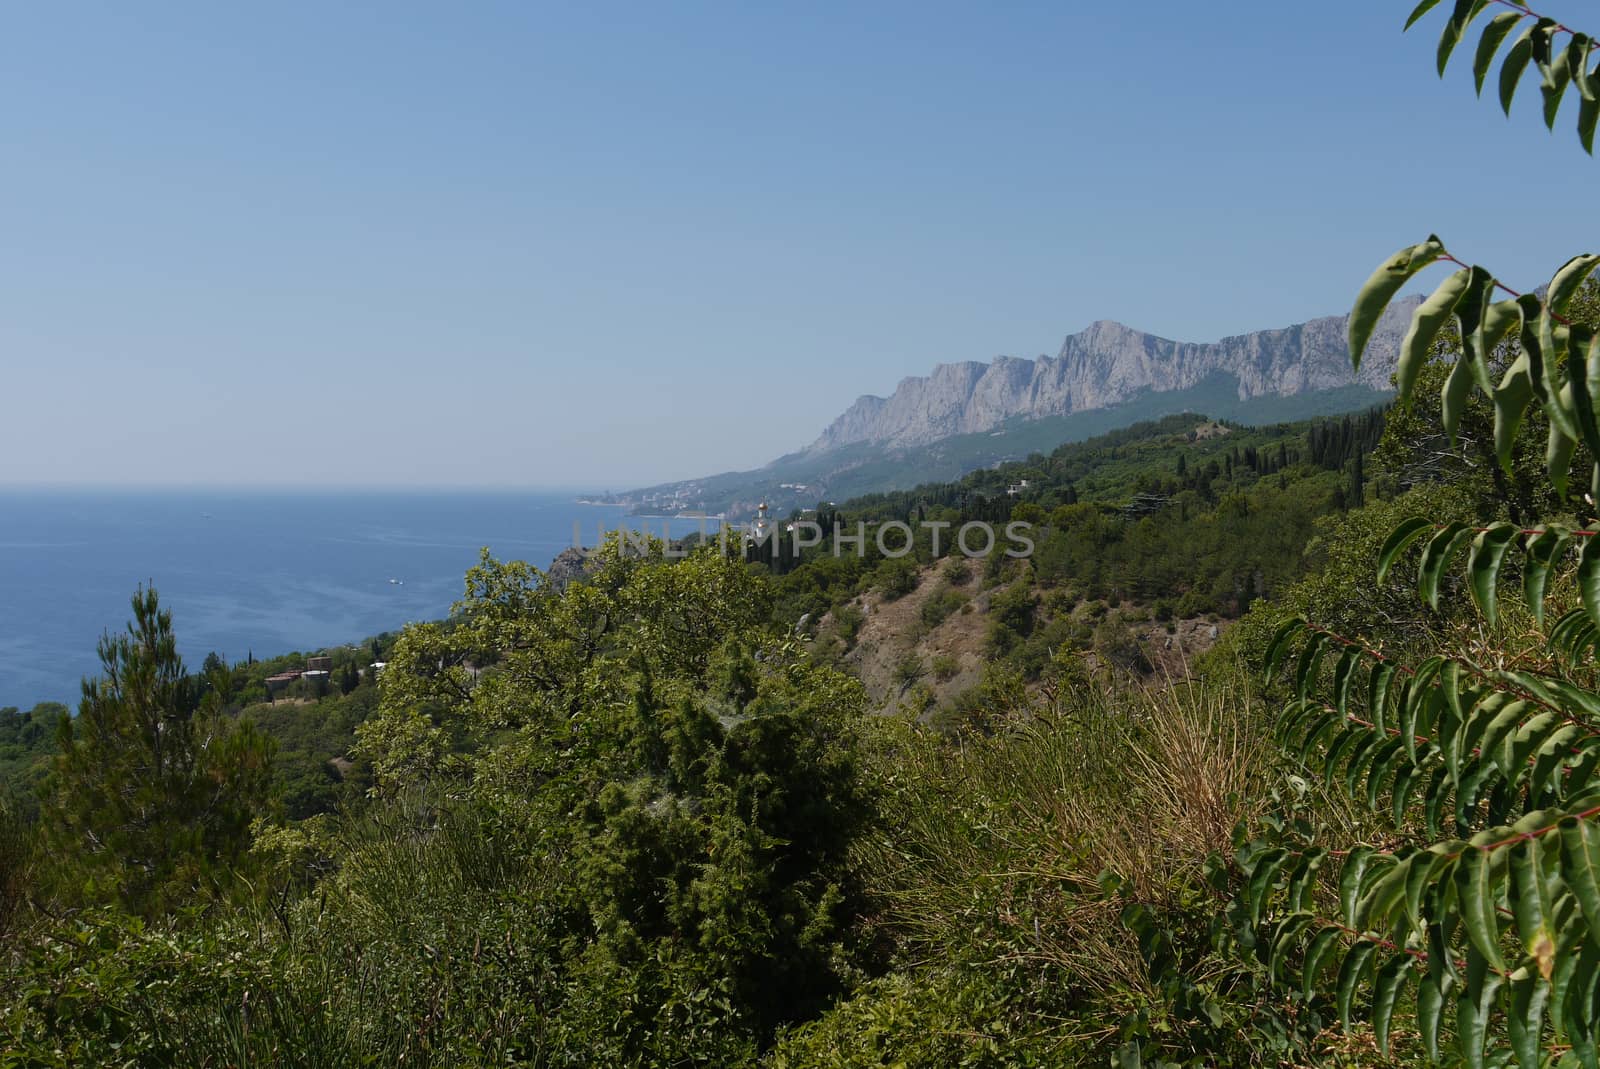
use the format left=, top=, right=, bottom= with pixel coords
left=808, top=299, right=1418, bottom=452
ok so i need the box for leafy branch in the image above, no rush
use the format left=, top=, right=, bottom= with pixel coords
left=1410, top=0, right=1600, bottom=151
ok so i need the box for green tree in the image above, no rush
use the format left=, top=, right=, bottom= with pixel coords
left=46, top=588, right=274, bottom=914
left=354, top=540, right=870, bottom=1050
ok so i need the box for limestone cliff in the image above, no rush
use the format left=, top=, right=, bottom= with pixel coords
left=808, top=298, right=1418, bottom=452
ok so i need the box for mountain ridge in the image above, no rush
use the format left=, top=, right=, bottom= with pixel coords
left=807, top=299, right=1419, bottom=453
left=605, top=299, right=1417, bottom=516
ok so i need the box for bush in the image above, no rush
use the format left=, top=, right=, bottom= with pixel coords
left=0, top=794, right=31, bottom=942
left=834, top=603, right=865, bottom=647
left=918, top=587, right=967, bottom=630
left=872, top=557, right=920, bottom=601
left=1093, top=619, right=1149, bottom=675
left=894, top=652, right=925, bottom=690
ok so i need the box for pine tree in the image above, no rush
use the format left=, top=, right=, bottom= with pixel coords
left=47, top=588, right=274, bottom=914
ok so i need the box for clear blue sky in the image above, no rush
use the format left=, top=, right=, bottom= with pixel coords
left=2, top=1, right=1593, bottom=489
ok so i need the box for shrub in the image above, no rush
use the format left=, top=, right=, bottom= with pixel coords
left=872, top=557, right=920, bottom=601
left=893, top=652, right=925, bottom=690
left=918, top=587, right=966, bottom=630
left=834, top=603, right=865, bottom=647
left=1093, top=619, right=1149, bottom=675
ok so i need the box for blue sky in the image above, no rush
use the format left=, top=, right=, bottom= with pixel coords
left=1, top=1, right=1593, bottom=489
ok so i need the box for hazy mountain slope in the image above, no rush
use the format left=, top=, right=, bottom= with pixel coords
left=607, top=300, right=1415, bottom=516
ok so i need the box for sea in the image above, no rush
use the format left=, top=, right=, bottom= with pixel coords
left=0, top=490, right=723, bottom=710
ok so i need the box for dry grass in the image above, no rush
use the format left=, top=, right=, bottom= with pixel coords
left=857, top=678, right=1276, bottom=1001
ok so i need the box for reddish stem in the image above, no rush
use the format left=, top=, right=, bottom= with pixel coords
left=1438, top=252, right=1577, bottom=329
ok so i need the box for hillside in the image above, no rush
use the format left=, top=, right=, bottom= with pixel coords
left=762, top=410, right=1387, bottom=722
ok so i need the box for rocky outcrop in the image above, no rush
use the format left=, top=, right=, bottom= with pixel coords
left=544, top=546, right=598, bottom=590
left=808, top=298, right=1418, bottom=452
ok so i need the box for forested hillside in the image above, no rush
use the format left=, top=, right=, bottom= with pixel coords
left=8, top=6, right=1600, bottom=1066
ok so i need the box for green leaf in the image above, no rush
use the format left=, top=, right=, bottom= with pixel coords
left=1519, top=293, right=1582, bottom=444
left=1494, top=353, right=1535, bottom=472
left=1438, top=0, right=1491, bottom=76
left=1506, top=970, right=1550, bottom=1069
left=1530, top=724, right=1583, bottom=801
left=1333, top=646, right=1361, bottom=719
left=1372, top=952, right=1414, bottom=1056
left=1336, top=940, right=1377, bottom=1031
left=1485, top=294, right=1525, bottom=356
left=1393, top=761, right=1425, bottom=826
left=1430, top=890, right=1464, bottom=985
left=1370, top=659, right=1399, bottom=734
left=1457, top=265, right=1499, bottom=393
left=1467, top=522, right=1520, bottom=626
left=1523, top=526, right=1571, bottom=628
left=1406, top=845, right=1461, bottom=930
left=1508, top=836, right=1557, bottom=962
left=1269, top=912, right=1315, bottom=984
left=1366, top=736, right=1406, bottom=812
left=1501, top=23, right=1536, bottom=115
left=1550, top=254, right=1600, bottom=315
left=1542, top=36, right=1573, bottom=128
left=1302, top=924, right=1344, bottom=1001
left=1418, top=970, right=1452, bottom=1062
left=1560, top=814, right=1600, bottom=937
left=1456, top=845, right=1508, bottom=973
left=1569, top=330, right=1600, bottom=473
left=1294, top=632, right=1329, bottom=701
left=1420, top=522, right=1475, bottom=610
left=1426, top=761, right=1455, bottom=838
left=1298, top=709, right=1343, bottom=765
left=1580, top=533, right=1600, bottom=630
left=1286, top=847, right=1329, bottom=913
left=1534, top=674, right=1600, bottom=718
left=1555, top=616, right=1600, bottom=669
left=1263, top=617, right=1307, bottom=680
left=1378, top=517, right=1436, bottom=584
left=1504, top=711, right=1559, bottom=786
left=1356, top=853, right=1409, bottom=931
left=1548, top=929, right=1589, bottom=1049
left=1400, top=268, right=1470, bottom=402
left=1478, top=699, right=1530, bottom=779
left=1560, top=941, right=1600, bottom=1069
left=1457, top=946, right=1505, bottom=1069
left=1248, top=847, right=1290, bottom=927
left=1580, top=87, right=1600, bottom=154
left=1474, top=12, right=1525, bottom=93
left=1324, top=726, right=1367, bottom=788
left=1455, top=686, right=1509, bottom=762
left=1570, top=36, right=1597, bottom=103
left=1341, top=846, right=1377, bottom=921
left=1549, top=418, right=1579, bottom=495
left=1350, top=238, right=1447, bottom=370
left=1405, top=0, right=1444, bottom=31
left=1443, top=345, right=1478, bottom=444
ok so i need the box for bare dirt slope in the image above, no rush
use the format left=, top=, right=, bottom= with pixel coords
left=816, top=563, right=1228, bottom=715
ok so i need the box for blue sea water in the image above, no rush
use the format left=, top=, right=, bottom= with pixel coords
left=0, top=490, right=721, bottom=709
